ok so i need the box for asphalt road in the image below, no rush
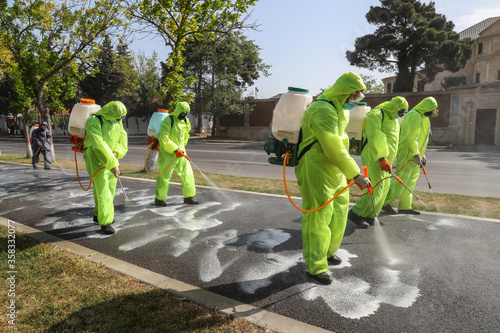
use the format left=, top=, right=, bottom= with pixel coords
left=1, top=136, right=500, bottom=198
left=1, top=162, right=499, bottom=333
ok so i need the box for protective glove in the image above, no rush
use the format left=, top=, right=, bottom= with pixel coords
left=413, top=155, right=423, bottom=166
left=421, top=155, right=427, bottom=166
left=110, top=167, right=120, bottom=178
left=353, top=174, right=371, bottom=191
left=379, top=157, right=392, bottom=173
left=174, top=148, right=185, bottom=158
left=37, top=140, right=43, bottom=146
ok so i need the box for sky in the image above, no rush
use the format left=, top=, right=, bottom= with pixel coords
left=131, top=0, right=500, bottom=99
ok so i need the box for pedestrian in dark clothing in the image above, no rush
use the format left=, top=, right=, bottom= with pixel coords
left=31, top=122, right=52, bottom=169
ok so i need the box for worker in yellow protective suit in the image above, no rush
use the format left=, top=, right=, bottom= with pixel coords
left=155, top=101, right=198, bottom=206
left=295, top=72, right=371, bottom=285
left=348, top=96, right=409, bottom=228
left=83, top=101, right=128, bottom=235
left=382, top=97, right=438, bottom=215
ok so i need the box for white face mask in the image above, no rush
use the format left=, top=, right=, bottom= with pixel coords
left=352, top=91, right=365, bottom=103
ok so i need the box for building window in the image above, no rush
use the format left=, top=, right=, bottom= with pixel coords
left=387, top=83, right=392, bottom=93
left=417, top=80, right=425, bottom=92
left=478, top=42, right=483, bottom=54
left=476, top=73, right=480, bottom=84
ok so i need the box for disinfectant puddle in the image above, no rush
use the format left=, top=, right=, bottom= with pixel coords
left=406, top=215, right=462, bottom=230
left=302, top=266, right=420, bottom=319
left=224, top=230, right=421, bottom=320
left=108, top=197, right=242, bottom=251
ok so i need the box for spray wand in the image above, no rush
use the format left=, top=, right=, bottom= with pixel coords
left=363, top=166, right=377, bottom=218
left=116, top=174, right=128, bottom=199
left=391, top=172, right=421, bottom=202
left=421, top=166, right=432, bottom=190
left=418, top=128, right=432, bottom=190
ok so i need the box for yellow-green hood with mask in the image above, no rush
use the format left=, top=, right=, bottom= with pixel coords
left=318, top=72, right=366, bottom=112
left=96, top=101, right=127, bottom=121
left=413, top=97, right=438, bottom=115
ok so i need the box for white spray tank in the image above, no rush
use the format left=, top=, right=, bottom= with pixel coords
left=271, top=87, right=313, bottom=144
left=147, top=109, right=169, bottom=150
left=68, top=98, right=101, bottom=152
left=345, top=102, right=371, bottom=155
left=265, top=87, right=313, bottom=166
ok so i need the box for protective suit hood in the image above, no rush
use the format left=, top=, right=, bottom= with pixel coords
left=413, top=97, right=438, bottom=115
left=96, top=101, right=127, bottom=121
left=317, top=72, right=366, bottom=111
left=380, top=96, right=409, bottom=117
left=170, top=101, right=190, bottom=117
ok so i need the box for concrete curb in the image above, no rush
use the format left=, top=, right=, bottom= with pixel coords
left=0, top=216, right=335, bottom=333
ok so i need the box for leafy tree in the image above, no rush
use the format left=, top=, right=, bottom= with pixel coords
left=124, top=0, right=259, bottom=109
left=359, top=74, right=384, bottom=94
left=346, top=0, right=472, bottom=92
left=0, top=0, right=124, bottom=156
left=182, top=31, right=270, bottom=136
left=79, top=36, right=119, bottom=105
left=133, top=51, right=162, bottom=120
left=79, top=37, right=138, bottom=110
left=114, top=40, right=139, bottom=111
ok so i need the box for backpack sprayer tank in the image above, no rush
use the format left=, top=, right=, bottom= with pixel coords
left=345, top=102, right=370, bottom=155
left=264, top=87, right=313, bottom=166
left=68, top=98, right=101, bottom=153
left=147, top=109, right=169, bottom=150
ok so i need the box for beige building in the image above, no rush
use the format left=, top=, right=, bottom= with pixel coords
left=382, top=17, right=500, bottom=145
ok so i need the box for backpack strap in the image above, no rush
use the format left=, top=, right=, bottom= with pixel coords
left=295, top=99, right=335, bottom=165
left=92, top=114, right=104, bottom=128
left=169, top=115, right=187, bottom=130
left=361, top=109, right=385, bottom=150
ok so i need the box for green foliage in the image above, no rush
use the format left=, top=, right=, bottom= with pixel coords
left=79, top=36, right=139, bottom=111
left=125, top=0, right=258, bottom=108
left=115, top=40, right=139, bottom=110
left=0, top=0, right=125, bottom=131
left=182, top=31, right=270, bottom=134
left=441, top=76, right=467, bottom=90
left=132, top=51, right=162, bottom=119
left=359, top=74, right=384, bottom=94
left=79, top=36, right=119, bottom=105
left=346, top=0, right=472, bottom=92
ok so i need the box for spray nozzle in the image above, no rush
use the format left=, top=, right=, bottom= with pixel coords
left=392, top=173, right=404, bottom=185
left=363, top=166, right=373, bottom=194
left=363, top=166, right=377, bottom=218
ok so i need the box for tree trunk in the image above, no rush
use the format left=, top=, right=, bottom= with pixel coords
left=393, top=56, right=415, bottom=92
left=197, top=113, right=203, bottom=134
left=24, top=122, right=33, bottom=158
